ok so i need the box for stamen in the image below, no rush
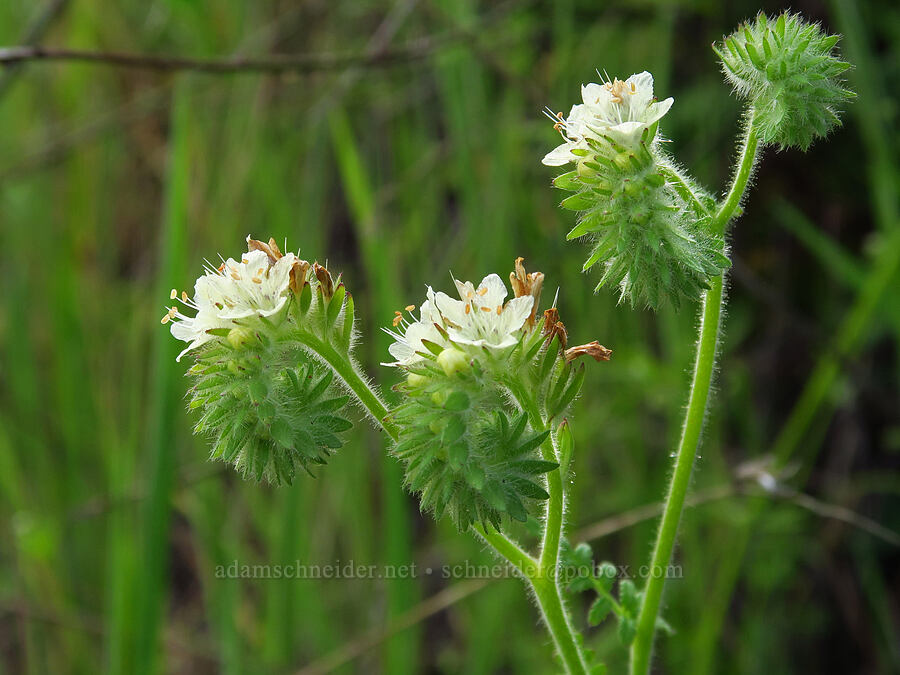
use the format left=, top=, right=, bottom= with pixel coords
left=392, top=315, right=403, bottom=327
left=160, top=314, right=170, bottom=324
left=252, top=277, right=262, bottom=284
left=480, top=306, right=491, bottom=312
left=170, top=288, right=177, bottom=299
left=477, top=287, right=488, bottom=296
left=405, top=304, right=415, bottom=311
left=465, top=305, right=471, bottom=315
left=496, top=305, right=502, bottom=315
left=181, top=291, right=189, bottom=302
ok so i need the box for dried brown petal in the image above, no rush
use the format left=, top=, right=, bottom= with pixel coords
left=246, top=235, right=283, bottom=264
left=565, top=341, right=612, bottom=363
left=541, top=308, right=568, bottom=350
left=313, top=263, right=334, bottom=299
left=510, top=257, right=545, bottom=328
left=289, top=259, right=310, bottom=295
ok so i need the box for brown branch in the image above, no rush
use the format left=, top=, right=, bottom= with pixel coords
left=0, top=31, right=463, bottom=75
left=0, top=0, right=70, bottom=98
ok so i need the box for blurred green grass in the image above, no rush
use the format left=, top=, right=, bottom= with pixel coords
left=0, top=0, right=898, bottom=673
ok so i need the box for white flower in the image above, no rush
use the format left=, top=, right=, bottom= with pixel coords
left=385, top=273, right=534, bottom=366
left=435, top=275, right=533, bottom=349
left=542, top=71, right=674, bottom=166
left=164, top=242, right=297, bottom=361
left=384, top=288, right=449, bottom=366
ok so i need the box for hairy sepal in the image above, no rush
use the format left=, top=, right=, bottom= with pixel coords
left=716, top=12, right=854, bottom=151
left=554, top=140, right=728, bottom=310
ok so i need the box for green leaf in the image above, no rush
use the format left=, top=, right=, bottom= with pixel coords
left=511, top=430, right=550, bottom=458
left=248, top=378, right=268, bottom=403
left=441, top=415, right=466, bottom=444
left=588, top=596, right=613, bottom=626
left=448, top=439, right=468, bottom=470
left=619, top=580, right=640, bottom=616
left=566, top=219, right=597, bottom=240
left=595, top=562, right=617, bottom=594
left=270, top=418, right=294, bottom=448
left=617, top=616, right=637, bottom=646
left=509, top=478, right=550, bottom=501
left=509, top=459, right=559, bottom=475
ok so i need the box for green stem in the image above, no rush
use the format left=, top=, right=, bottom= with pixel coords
left=506, top=379, right=589, bottom=674
left=629, top=110, right=760, bottom=675
left=297, top=332, right=400, bottom=441
left=305, top=335, right=586, bottom=670
left=530, top=576, right=589, bottom=675
left=473, top=523, right=536, bottom=575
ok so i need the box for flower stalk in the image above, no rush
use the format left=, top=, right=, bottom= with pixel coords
left=629, top=110, right=761, bottom=675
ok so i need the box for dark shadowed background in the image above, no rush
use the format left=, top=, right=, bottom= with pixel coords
left=0, top=0, right=897, bottom=673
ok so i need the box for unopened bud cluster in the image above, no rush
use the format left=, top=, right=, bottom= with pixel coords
left=714, top=12, right=854, bottom=150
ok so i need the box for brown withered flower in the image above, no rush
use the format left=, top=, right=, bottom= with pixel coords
left=509, top=257, right=545, bottom=329
left=564, top=341, right=612, bottom=363
left=541, top=307, right=568, bottom=350
left=313, top=263, right=335, bottom=300
left=246, top=236, right=284, bottom=264
left=289, top=259, right=310, bottom=295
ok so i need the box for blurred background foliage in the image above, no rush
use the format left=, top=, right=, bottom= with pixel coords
left=0, top=0, right=898, bottom=673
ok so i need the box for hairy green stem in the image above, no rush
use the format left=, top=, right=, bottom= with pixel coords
left=305, top=338, right=586, bottom=671
left=506, top=378, right=589, bottom=674
left=629, top=110, right=760, bottom=675
left=297, top=332, right=400, bottom=440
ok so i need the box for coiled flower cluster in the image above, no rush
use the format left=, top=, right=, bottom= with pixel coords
left=386, top=259, right=610, bottom=530
left=544, top=73, right=729, bottom=309
left=714, top=12, right=854, bottom=150
left=166, top=237, right=355, bottom=485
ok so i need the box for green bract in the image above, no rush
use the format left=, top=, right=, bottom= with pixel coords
left=715, top=12, right=855, bottom=150
left=553, top=134, right=729, bottom=309
left=187, top=336, right=352, bottom=485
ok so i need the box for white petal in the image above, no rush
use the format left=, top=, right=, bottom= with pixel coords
left=388, top=340, right=415, bottom=365
left=626, top=71, right=654, bottom=97
left=476, top=274, right=508, bottom=308
left=498, top=296, right=534, bottom=333
left=581, top=82, right=609, bottom=106
left=434, top=291, right=469, bottom=326
left=542, top=142, right=577, bottom=166
left=645, top=97, right=674, bottom=124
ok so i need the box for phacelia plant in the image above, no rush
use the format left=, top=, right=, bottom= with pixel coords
left=165, top=11, right=853, bottom=674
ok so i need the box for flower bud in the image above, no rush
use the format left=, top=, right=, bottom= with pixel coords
left=437, top=348, right=470, bottom=377
left=227, top=327, right=256, bottom=350
left=406, top=372, right=429, bottom=388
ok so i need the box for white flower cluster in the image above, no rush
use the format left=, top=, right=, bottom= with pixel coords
left=543, top=71, right=673, bottom=166
left=386, top=273, right=535, bottom=366
left=163, top=238, right=298, bottom=361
